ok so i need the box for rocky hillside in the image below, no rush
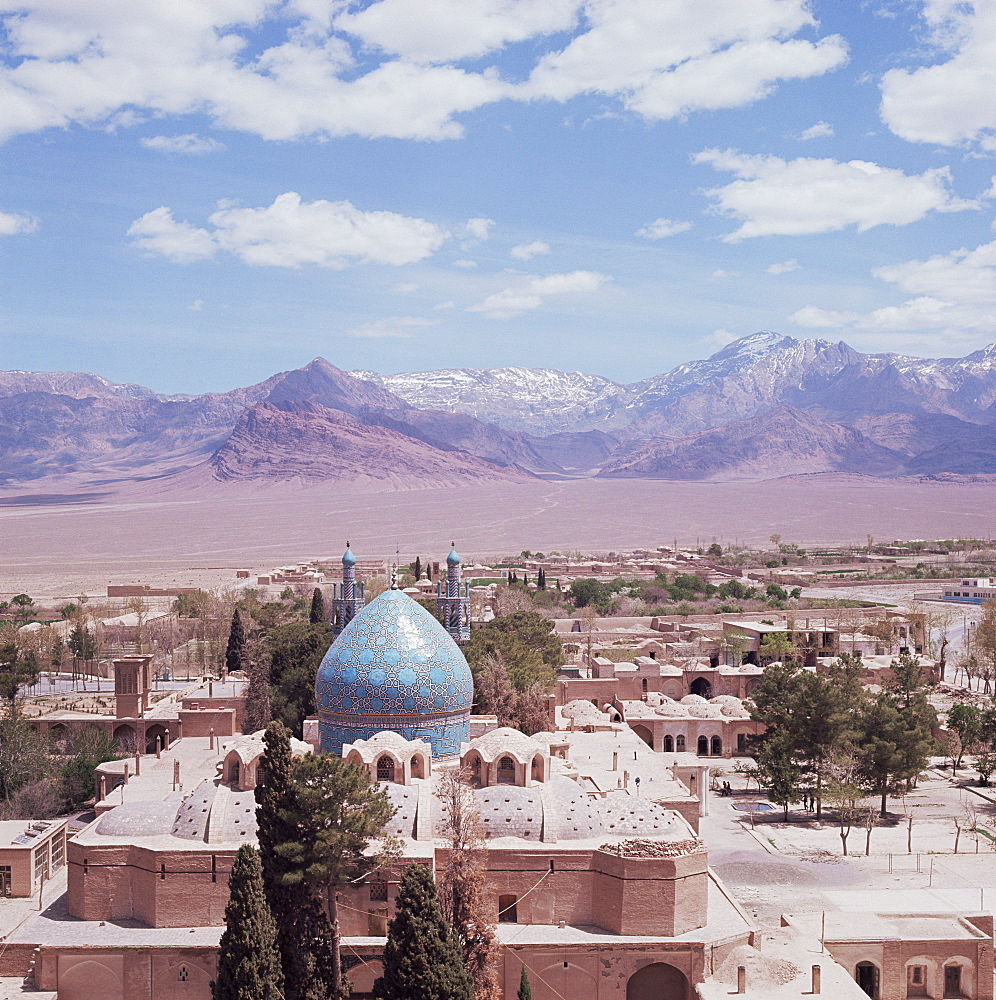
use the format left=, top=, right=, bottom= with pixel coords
left=598, top=406, right=904, bottom=480
left=211, top=400, right=528, bottom=485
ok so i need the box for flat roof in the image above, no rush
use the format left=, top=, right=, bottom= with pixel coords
left=0, top=819, right=66, bottom=850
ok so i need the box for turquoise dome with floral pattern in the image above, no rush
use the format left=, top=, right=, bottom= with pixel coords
left=315, top=589, right=473, bottom=757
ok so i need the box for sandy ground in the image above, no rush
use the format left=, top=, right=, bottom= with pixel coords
left=703, top=760, right=996, bottom=926
left=2, top=475, right=994, bottom=595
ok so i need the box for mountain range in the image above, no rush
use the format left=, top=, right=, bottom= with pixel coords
left=2, top=332, right=996, bottom=489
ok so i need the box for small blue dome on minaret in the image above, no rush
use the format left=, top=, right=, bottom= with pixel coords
left=446, top=544, right=461, bottom=566
left=342, top=543, right=356, bottom=566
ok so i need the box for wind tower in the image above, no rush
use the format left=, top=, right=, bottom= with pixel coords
left=437, top=543, right=471, bottom=643
left=331, top=542, right=366, bottom=638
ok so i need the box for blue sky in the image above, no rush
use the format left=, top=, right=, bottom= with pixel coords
left=1, top=0, right=994, bottom=392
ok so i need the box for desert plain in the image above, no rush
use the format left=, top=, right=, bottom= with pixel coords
left=2, top=474, right=995, bottom=594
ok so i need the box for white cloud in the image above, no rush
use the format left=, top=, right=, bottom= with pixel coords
left=453, top=259, right=478, bottom=268
left=790, top=237, right=996, bottom=339
left=635, top=218, right=692, bottom=239
left=711, top=269, right=739, bottom=278
left=467, top=269, right=608, bottom=319
left=799, top=120, right=833, bottom=140
left=129, top=194, right=449, bottom=268
left=879, top=1, right=996, bottom=150
left=433, top=300, right=456, bottom=310
left=0, top=1, right=849, bottom=144
left=695, top=148, right=977, bottom=241
left=706, top=328, right=739, bottom=348
left=510, top=240, right=550, bottom=260
left=333, top=0, right=580, bottom=63
left=347, top=316, right=434, bottom=338
left=127, top=207, right=217, bottom=263
left=0, top=211, right=38, bottom=236
left=767, top=258, right=800, bottom=274
left=392, top=282, right=419, bottom=293
left=462, top=217, right=494, bottom=248
left=522, top=1, right=848, bottom=120
left=188, top=299, right=204, bottom=311
left=140, top=133, right=225, bottom=154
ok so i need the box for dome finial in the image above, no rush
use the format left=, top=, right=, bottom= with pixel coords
left=390, top=566, right=399, bottom=590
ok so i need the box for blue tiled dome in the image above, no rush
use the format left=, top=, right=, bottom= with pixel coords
left=315, top=589, right=473, bottom=757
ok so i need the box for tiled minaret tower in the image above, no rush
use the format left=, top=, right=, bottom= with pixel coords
left=436, top=543, right=471, bottom=643
left=330, top=542, right=366, bottom=638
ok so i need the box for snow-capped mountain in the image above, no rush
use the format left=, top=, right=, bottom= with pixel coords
left=355, top=334, right=996, bottom=439
left=352, top=366, right=631, bottom=435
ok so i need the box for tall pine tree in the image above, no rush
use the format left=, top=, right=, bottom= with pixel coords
left=255, top=722, right=336, bottom=1000
left=517, top=965, right=533, bottom=1000
left=309, top=588, right=326, bottom=625
left=212, top=845, right=283, bottom=1000
left=374, top=864, right=473, bottom=1000
left=225, top=609, right=247, bottom=677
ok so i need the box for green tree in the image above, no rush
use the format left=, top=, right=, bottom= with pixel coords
left=758, top=630, right=793, bottom=664
left=225, top=609, right=248, bottom=677
left=268, top=621, right=333, bottom=736
left=374, top=864, right=473, bottom=1000
left=517, top=966, right=533, bottom=1000
left=755, top=731, right=800, bottom=821
left=0, top=643, right=41, bottom=716
left=212, top=845, right=283, bottom=1000
left=464, top=611, right=563, bottom=695
left=11, top=594, right=35, bottom=621
left=256, top=722, right=336, bottom=1000
left=858, top=693, right=910, bottom=816
left=274, top=752, right=394, bottom=997
left=308, top=588, right=326, bottom=625
left=59, top=728, right=120, bottom=809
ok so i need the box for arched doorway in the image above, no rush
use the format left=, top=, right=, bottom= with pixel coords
left=497, top=756, right=516, bottom=784
left=675, top=735, right=686, bottom=751
left=632, top=725, right=653, bottom=748
left=376, top=756, right=396, bottom=782
left=626, top=962, right=689, bottom=1000
left=855, top=961, right=879, bottom=998
left=689, top=677, right=712, bottom=698
left=112, top=724, right=136, bottom=751
left=145, top=723, right=169, bottom=754
left=48, top=723, right=68, bottom=746
left=711, top=736, right=722, bottom=756
left=697, top=736, right=709, bottom=756
left=663, top=735, right=674, bottom=752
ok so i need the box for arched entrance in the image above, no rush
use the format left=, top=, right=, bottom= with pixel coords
left=711, top=736, right=722, bottom=756
left=112, top=724, right=136, bottom=751
left=376, top=756, right=396, bottom=782
left=632, top=725, right=654, bottom=748
left=855, top=961, right=879, bottom=998
left=697, top=736, right=709, bottom=756
left=145, top=723, right=169, bottom=754
left=497, top=756, right=516, bottom=784
left=663, top=735, right=674, bottom=752
left=626, top=962, right=689, bottom=1000
left=48, top=723, right=68, bottom=746
left=689, top=677, right=712, bottom=698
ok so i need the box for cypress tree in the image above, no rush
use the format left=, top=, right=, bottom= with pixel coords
left=225, top=609, right=247, bottom=676
left=374, top=864, right=473, bottom=1000
left=308, top=587, right=326, bottom=625
left=256, top=722, right=336, bottom=1000
left=414, top=556, right=422, bottom=580
left=517, top=965, right=533, bottom=1000
left=212, top=845, right=283, bottom=1000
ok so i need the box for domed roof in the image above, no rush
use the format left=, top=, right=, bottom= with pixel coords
left=342, top=544, right=356, bottom=566
left=316, top=589, right=473, bottom=757
left=446, top=546, right=461, bottom=565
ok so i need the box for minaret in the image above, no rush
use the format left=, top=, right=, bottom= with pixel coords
left=437, top=543, right=470, bottom=643
left=331, top=541, right=366, bottom=638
